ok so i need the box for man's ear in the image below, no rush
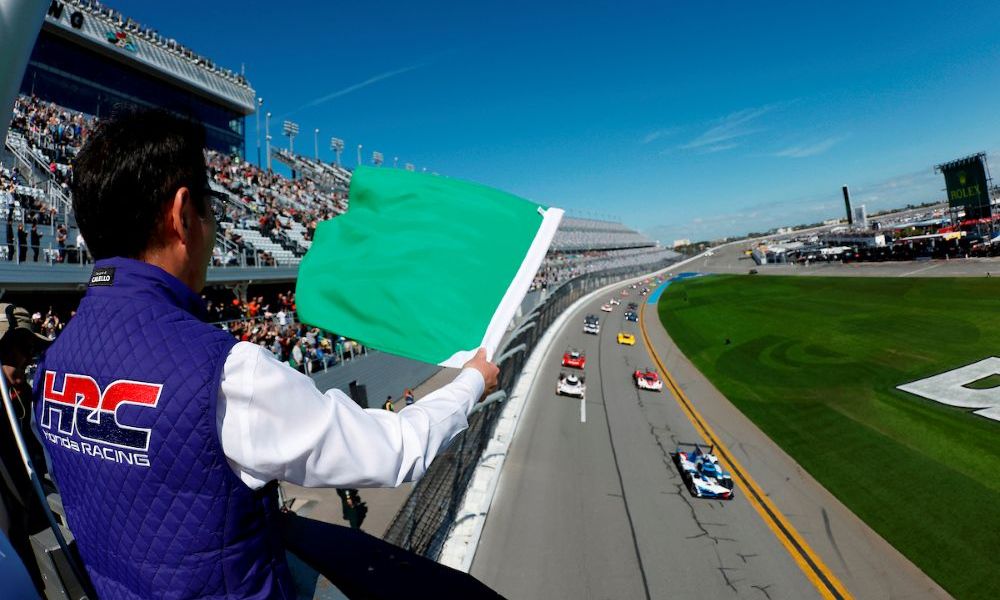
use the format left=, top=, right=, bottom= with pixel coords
left=166, top=187, right=193, bottom=245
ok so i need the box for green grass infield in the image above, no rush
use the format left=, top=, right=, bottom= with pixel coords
left=658, top=274, right=999, bottom=600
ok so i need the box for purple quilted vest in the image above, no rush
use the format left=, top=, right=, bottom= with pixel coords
left=34, top=258, right=293, bottom=599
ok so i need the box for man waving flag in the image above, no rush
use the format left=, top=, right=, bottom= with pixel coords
left=296, top=166, right=563, bottom=367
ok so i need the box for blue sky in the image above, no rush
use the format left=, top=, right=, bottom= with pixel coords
left=121, top=1, right=1000, bottom=242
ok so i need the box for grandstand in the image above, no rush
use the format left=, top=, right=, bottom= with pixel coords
left=3, top=0, right=264, bottom=272
left=273, top=148, right=353, bottom=193
left=205, top=149, right=345, bottom=267
left=551, top=216, right=656, bottom=251
left=27, top=0, right=254, bottom=154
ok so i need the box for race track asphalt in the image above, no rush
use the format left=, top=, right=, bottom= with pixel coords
left=470, top=249, right=964, bottom=599
left=471, top=285, right=824, bottom=599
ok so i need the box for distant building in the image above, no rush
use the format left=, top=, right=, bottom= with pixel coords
left=821, top=232, right=886, bottom=248
left=672, top=239, right=691, bottom=248
left=852, top=205, right=868, bottom=230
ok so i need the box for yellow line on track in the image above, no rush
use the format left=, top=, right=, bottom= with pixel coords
left=638, top=298, right=853, bottom=600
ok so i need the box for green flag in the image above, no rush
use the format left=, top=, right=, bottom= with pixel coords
left=296, top=167, right=563, bottom=367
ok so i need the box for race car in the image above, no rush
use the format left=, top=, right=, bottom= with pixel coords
left=620, top=290, right=630, bottom=297
left=600, top=303, right=614, bottom=312
left=556, top=372, right=586, bottom=398
left=674, top=443, right=735, bottom=500
left=583, top=314, right=600, bottom=335
left=627, top=302, right=638, bottom=310
left=633, top=368, right=663, bottom=391
left=640, top=288, right=649, bottom=296
left=561, top=349, right=586, bottom=369
left=609, top=298, right=621, bottom=306
left=624, top=311, right=638, bottom=322
left=617, top=332, right=636, bottom=345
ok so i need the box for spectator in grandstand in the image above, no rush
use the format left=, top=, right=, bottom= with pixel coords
left=314, top=342, right=332, bottom=370
left=5, top=217, right=13, bottom=262
left=383, top=395, right=395, bottom=412
left=29, top=223, right=41, bottom=263
left=404, top=388, right=415, bottom=406
left=290, top=337, right=304, bottom=372
left=39, top=109, right=499, bottom=598
left=41, top=310, right=61, bottom=340
left=16, top=223, right=26, bottom=263
left=75, top=231, right=88, bottom=264
left=56, top=225, right=67, bottom=263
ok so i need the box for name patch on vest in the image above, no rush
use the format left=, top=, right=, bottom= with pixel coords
left=89, top=267, right=115, bottom=287
left=39, top=371, right=161, bottom=467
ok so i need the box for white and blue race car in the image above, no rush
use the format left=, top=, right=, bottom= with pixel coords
left=556, top=372, right=586, bottom=398
left=674, top=443, right=735, bottom=500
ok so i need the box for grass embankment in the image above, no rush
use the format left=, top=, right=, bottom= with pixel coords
left=658, top=275, right=999, bottom=600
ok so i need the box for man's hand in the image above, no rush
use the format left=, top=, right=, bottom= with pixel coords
left=463, top=348, right=499, bottom=398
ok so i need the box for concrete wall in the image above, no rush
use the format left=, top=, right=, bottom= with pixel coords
left=310, top=351, right=440, bottom=409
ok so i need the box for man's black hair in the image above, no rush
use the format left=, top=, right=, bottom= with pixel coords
left=71, top=108, right=207, bottom=260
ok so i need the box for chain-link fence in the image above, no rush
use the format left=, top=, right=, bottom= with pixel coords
left=382, top=258, right=678, bottom=559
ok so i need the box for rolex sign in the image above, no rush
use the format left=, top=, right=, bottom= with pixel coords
left=942, top=157, right=991, bottom=220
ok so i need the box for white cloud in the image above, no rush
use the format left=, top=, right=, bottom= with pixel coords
left=699, top=142, right=740, bottom=154
left=281, top=63, right=426, bottom=117
left=774, top=135, right=848, bottom=158
left=641, top=128, right=678, bottom=144
left=680, top=103, right=782, bottom=151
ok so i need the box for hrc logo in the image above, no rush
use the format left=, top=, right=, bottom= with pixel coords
left=41, top=372, right=162, bottom=455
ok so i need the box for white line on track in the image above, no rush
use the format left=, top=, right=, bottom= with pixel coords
left=580, top=396, right=586, bottom=423
left=898, top=262, right=941, bottom=277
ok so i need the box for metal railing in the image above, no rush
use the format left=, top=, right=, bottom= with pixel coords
left=382, top=257, right=678, bottom=558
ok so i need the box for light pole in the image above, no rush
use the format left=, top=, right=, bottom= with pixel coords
left=313, top=128, right=319, bottom=161
left=282, top=120, right=299, bottom=154
left=265, top=111, right=272, bottom=171
left=330, top=137, right=344, bottom=165
left=357, top=144, right=362, bottom=168
left=393, top=156, right=398, bottom=168
left=255, top=98, right=262, bottom=169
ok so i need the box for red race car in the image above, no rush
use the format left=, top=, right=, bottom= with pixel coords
left=561, top=349, right=586, bottom=369
left=633, top=368, right=663, bottom=391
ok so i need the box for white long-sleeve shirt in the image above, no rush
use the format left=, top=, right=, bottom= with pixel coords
left=216, top=342, right=484, bottom=490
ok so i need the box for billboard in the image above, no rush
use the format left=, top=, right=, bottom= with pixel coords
left=939, top=154, right=991, bottom=219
